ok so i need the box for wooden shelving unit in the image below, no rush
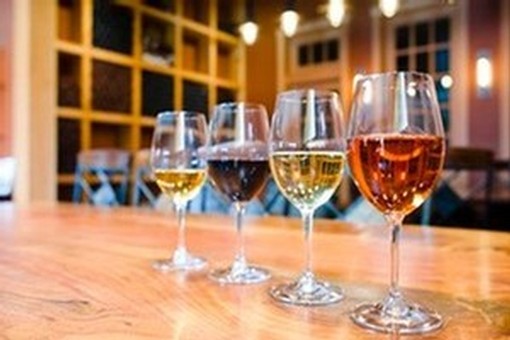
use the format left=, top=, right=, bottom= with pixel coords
left=55, top=0, right=245, bottom=201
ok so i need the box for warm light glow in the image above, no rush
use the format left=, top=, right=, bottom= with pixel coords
left=440, top=74, right=453, bottom=89
left=280, top=10, right=299, bottom=37
left=476, top=56, right=493, bottom=89
left=327, top=0, right=345, bottom=28
left=379, top=0, right=399, bottom=18
left=239, top=21, right=258, bottom=45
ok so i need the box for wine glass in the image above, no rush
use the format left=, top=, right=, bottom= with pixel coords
left=150, top=111, right=208, bottom=272
left=347, top=71, right=445, bottom=334
left=207, top=102, right=271, bottom=284
left=268, top=89, right=346, bottom=305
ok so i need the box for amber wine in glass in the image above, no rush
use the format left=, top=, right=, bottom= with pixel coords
left=347, top=72, right=445, bottom=334
left=269, top=89, right=346, bottom=306
left=150, top=111, right=208, bottom=272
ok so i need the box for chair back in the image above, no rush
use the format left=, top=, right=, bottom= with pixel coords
left=131, top=148, right=158, bottom=207
left=72, top=149, right=130, bottom=206
left=421, top=146, right=494, bottom=226
left=0, top=157, right=16, bottom=200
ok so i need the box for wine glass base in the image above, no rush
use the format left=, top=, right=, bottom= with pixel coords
left=152, top=255, right=207, bottom=273
left=269, top=273, right=343, bottom=306
left=209, top=265, right=271, bottom=285
left=350, top=301, right=443, bottom=335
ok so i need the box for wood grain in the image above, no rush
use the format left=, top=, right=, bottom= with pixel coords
left=0, top=203, right=509, bottom=339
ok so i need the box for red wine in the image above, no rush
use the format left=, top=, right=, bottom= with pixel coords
left=208, top=159, right=269, bottom=203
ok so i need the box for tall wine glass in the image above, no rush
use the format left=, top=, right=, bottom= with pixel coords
left=207, top=102, right=271, bottom=284
left=268, top=89, right=346, bottom=305
left=150, top=111, right=208, bottom=272
left=347, top=72, right=445, bottom=334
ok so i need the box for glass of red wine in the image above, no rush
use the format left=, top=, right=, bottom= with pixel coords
left=207, top=102, right=271, bottom=284
left=347, top=72, right=446, bottom=334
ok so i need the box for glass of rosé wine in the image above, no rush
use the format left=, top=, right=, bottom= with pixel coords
left=347, top=72, right=445, bottom=334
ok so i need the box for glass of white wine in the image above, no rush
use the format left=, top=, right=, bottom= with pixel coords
left=268, top=89, right=346, bottom=306
left=150, top=111, right=208, bottom=272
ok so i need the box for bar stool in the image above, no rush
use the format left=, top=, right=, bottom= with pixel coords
left=72, top=149, right=131, bottom=206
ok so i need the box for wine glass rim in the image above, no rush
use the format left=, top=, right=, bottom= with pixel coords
left=156, top=110, right=206, bottom=120
left=276, top=88, right=339, bottom=101
left=214, top=101, right=267, bottom=112
left=356, top=71, right=434, bottom=81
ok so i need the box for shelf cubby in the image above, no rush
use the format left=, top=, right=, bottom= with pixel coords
left=92, top=60, right=132, bottom=113
left=217, top=87, right=236, bottom=104
left=141, top=126, right=155, bottom=149
left=58, top=52, right=81, bottom=108
left=93, top=0, right=134, bottom=55
left=183, top=29, right=209, bottom=74
left=217, top=42, right=238, bottom=81
left=142, top=15, right=176, bottom=67
left=57, top=118, right=81, bottom=174
left=183, top=0, right=209, bottom=26
left=90, top=122, right=131, bottom=149
left=58, top=0, right=82, bottom=43
left=142, top=70, right=174, bottom=116
left=143, top=0, right=175, bottom=13
left=183, top=80, right=209, bottom=114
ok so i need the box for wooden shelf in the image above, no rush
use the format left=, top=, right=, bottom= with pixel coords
left=55, top=0, right=245, bottom=198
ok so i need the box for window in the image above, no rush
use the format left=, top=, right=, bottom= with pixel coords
left=394, top=17, right=452, bottom=132
left=297, top=38, right=340, bottom=67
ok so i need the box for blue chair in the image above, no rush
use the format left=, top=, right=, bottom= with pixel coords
left=131, top=149, right=158, bottom=207
left=72, top=149, right=130, bottom=206
left=261, top=178, right=344, bottom=219
left=188, top=181, right=231, bottom=214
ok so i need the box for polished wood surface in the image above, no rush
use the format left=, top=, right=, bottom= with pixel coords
left=0, top=203, right=509, bottom=339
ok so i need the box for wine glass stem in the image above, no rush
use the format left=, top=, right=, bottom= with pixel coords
left=234, top=202, right=247, bottom=265
left=175, top=203, right=187, bottom=253
left=302, top=210, right=314, bottom=275
left=389, top=215, right=403, bottom=297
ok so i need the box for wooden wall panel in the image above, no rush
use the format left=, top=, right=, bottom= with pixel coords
left=0, top=0, right=12, bottom=156
left=468, top=0, right=502, bottom=153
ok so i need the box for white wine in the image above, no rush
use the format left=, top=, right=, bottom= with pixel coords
left=270, top=151, right=345, bottom=212
left=154, top=169, right=206, bottom=205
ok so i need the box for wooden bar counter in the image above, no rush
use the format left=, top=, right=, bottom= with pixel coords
left=0, top=203, right=509, bottom=339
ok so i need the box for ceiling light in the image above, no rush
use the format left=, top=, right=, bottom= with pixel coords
left=239, top=21, right=259, bottom=45
left=281, top=10, right=300, bottom=37
left=327, top=0, right=345, bottom=28
left=239, top=0, right=258, bottom=45
left=379, top=0, right=399, bottom=18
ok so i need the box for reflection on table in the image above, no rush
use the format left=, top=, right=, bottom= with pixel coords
left=0, top=203, right=509, bottom=338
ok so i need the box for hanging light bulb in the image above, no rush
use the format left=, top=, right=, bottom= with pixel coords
left=379, top=0, right=399, bottom=18
left=239, top=0, right=258, bottom=45
left=327, top=0, right=345, bottom=28
left=281, top=0, right=299, bottom=37
left=281, top=10, right=299, bottom=37
left=239, top=21, right=259, bottom=45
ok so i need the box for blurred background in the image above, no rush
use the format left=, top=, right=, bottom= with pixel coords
left=0, top=0, right=508, bottom=230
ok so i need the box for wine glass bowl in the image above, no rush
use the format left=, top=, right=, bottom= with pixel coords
left=207, top=102, right=271, bottom=284
left=268, top=89, right=346, bottom=306
left=347, top=72, right=445, bottom=334
left=150, top=111, right=208, bottom=272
